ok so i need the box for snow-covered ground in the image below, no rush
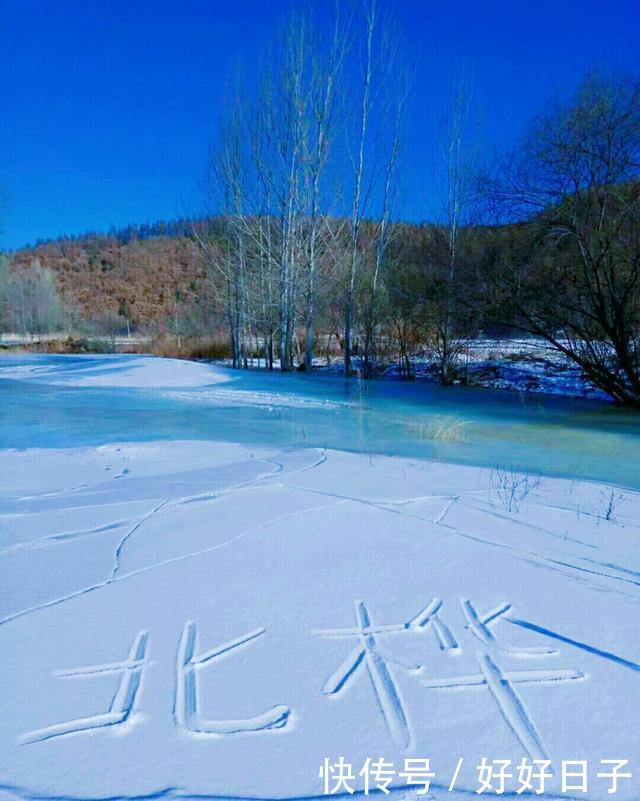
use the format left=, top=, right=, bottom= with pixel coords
left=0, top=353, right=231, bottom=389
left=452, top=338, right=608, bottom=400
left=1, top=356, right=639, bottom=801
left=317, top=338, right=608, bottom=401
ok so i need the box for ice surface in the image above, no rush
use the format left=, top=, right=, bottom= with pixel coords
left=2, top=354, right=638, bottom=489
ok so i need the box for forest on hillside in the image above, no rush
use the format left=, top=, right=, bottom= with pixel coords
left=1, top=2, right=638, bottom=407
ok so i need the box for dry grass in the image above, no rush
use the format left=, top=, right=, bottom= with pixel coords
left=149, top=335, right=232, bottom=360
left=408, top=415, right=470, bottom=442
left=0, top=336, right=115, bottom=354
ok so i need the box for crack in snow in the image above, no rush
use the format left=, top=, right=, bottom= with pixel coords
left=0, top=497, right=346, bottom=628
left=111, top=499, right=169, bottom=580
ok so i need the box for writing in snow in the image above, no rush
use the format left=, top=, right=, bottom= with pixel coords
left=19, top=595, right=640, bottom=768
left=319, top=757, right=633, bottom=795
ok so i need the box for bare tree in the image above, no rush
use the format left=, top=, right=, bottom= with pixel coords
left=485, top=73, right=640, bottom=406
left=340, top=0, right=405, bottom=376
left=207, top=6, right=349, bottom=372
left=342, top=0, right=375, bottom=375
left=301, top=7, right=348, bottom=371
left=423, top=69, right=478, bottom=384
left=0, top=260, right=64, bottom=335
left=245, top=18, right=309, bottom=371
left=200, top=82, right=251, bottom=369
left=202, top=0, right=404, bottom=375
left=361, top=64, right=407, bottom=378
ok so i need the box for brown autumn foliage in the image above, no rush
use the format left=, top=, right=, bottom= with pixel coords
left=8, top=234, right=217, bottom=334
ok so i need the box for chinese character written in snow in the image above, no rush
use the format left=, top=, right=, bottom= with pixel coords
left=422, top=599, right=584, bottom=761
left=175, top=621, right=290, bottom=735
left=315, top=596, right=583, bottom=756
left=21, top=630, right=149, bottom=745
left=461, top=599, right=556, bottom=656
left=313, top=598, right=457, bottom=748
left=21, top=623, right=290, bottom=745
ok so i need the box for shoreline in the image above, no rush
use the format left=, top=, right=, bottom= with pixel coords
left=0, top=336, right=611, bottom=405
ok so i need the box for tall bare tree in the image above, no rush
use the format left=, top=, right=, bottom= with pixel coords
left=341, top=0, right=404, bottom=375
left=360, top=64, right=407, bottom=378
left=200, top=85, right=250, bottom=369
left=423, top=69, right=478, bottom=384
left=342, top=0, right=375, bottom=375
left=302, top=4, right=348, bottom=370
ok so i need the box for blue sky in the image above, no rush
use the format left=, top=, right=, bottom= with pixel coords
left=0, top=0, right=638, bottom=250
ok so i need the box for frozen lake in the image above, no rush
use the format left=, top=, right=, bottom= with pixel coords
left=1, top=354, right=639, bottom=488
left=1, top=354, right=640, bottom=801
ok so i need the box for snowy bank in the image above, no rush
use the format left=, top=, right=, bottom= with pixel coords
left=1, top=438, right=639, bottom=801
left=311, top=337, right=609, bottom=401
left=0, top=354, right=232, bottom=388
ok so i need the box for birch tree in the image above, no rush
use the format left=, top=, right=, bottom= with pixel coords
left=301, top=6, right=347, bottom=370
left=343, top=0, right=402, bottom=375
left=423, top=70, right=478, bottom=384
left=245, top=20, right=308, bottom=371
left=201, top=90, right=250, bottom=369
left=361, top=63, right=407, bottom=378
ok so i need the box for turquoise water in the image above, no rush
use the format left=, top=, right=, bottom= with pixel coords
left=1, top=354, right=639, bottom=488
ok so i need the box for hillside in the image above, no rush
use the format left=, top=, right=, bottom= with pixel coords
left=7, top=225, right=213, bottom=334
